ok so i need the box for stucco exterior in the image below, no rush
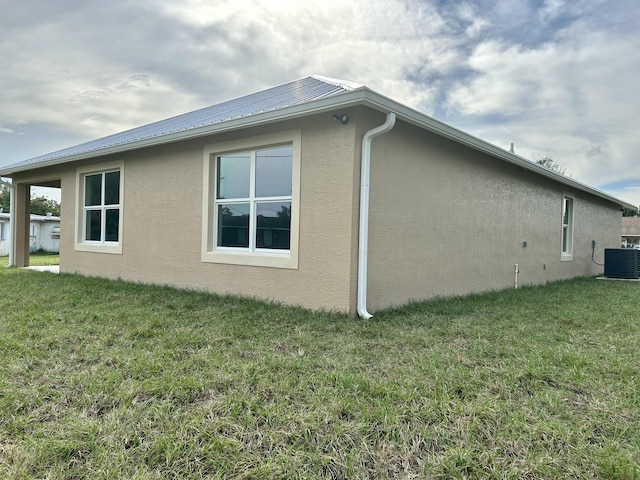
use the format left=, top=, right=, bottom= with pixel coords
left=16, top=113, right=361, bottom=312
left=2, top=78, right=629, bottom=315
left=366, top=118, right=621, bottom=310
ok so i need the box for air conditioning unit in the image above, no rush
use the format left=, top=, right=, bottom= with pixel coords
left=604, top=248, right=640, bottom=279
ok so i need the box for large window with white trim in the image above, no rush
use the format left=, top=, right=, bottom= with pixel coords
left=202, top=130, right=300, bottom=269
left=216, top=145, right=292, bottom=251
left=76, top=161, right=124, bottom=254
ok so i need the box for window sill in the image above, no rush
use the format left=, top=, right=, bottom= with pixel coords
left=201, top=250, right=297, bottom=269
left=561, top=254, right=573, bottom=262
left=75, top=243, right=122, bottom=254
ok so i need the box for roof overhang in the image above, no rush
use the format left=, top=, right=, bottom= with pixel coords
left=1, top=86, right=634, bottom=210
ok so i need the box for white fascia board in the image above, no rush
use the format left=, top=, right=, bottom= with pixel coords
left=357, top=90, right=635, bottom=210
left=1, top=85, right=633, bottom=210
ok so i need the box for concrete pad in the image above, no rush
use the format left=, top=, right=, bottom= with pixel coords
left=25, top=265, right=59, bottom=273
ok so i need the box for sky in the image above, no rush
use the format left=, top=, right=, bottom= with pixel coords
left=1, top=0, right=639, bottom=207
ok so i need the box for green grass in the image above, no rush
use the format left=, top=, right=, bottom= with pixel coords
left=0, top=252, right=60, bottom=267
left=27, top=251, right=59, bottom=266
left=0, top=271, right=638, bottom=479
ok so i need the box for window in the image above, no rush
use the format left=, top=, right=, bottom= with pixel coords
left=202, top=131, right=300, bottom=268
left=0, top=222, right=6, bottom=241
left=75, top=161, right=124, bottom=254
left=216, top=145, right=292, bottom=250
left=561, top=195, right=573, bottom=260
left=30, top=224, right=38, bottom=238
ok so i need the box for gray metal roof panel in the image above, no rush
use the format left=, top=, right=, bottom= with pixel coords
left=4, top=76, right=355, bottom=171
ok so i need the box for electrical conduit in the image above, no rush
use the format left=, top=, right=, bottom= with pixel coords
left=357, top=112, right=396, bottom=319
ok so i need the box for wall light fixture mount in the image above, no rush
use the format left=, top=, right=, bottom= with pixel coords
left=332, top=113, right=349, bottom=125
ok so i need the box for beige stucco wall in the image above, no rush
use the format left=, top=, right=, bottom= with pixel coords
left=13, top=112, right=362, bottom=312
left=366, top=120, right=622, bottom=311
left=10, top=108, right=623, bottom=314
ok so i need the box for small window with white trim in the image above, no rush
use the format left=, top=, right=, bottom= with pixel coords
left=561, top=195, right=573, bottom=260
left=202, top=131, right=300, bottom=269
left=75, top=161, right=124, bottom=254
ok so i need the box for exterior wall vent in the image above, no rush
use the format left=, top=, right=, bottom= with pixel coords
left=604, top=248, right=640, bottom=279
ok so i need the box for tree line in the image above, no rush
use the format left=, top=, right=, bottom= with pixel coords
left=0, top=185, right=61, bottom=217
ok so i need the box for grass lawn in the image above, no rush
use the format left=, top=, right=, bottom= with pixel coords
left=0, top=271, right=638, bottom=479
left=0, top=252, right=60, bottom=267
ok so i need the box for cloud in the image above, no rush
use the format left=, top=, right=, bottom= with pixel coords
left=0, top=0, right=639, bottom=206
left=441, top=7, right=640, bottom=194
left=0, top=0, right=458, bottom=138
left=0, top=120, right=27, bottom=135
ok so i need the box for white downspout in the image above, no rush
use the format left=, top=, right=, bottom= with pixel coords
left=0, top=179, right=13, bottom=267
left=357, top=112, right=396, bottom=319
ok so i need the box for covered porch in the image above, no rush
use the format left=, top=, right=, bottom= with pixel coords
left=8, top=178, right=61, bottom=268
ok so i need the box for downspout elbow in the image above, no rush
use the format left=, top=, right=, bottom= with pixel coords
left=357, top=112, right=396, bottom=319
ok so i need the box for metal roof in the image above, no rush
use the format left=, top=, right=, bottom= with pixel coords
left=0, top=213, right=60, bottom=222
left=2, top=75, right=357, bottom=172
left=0, top=74, right=634, bottom=209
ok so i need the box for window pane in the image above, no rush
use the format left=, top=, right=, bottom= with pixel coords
left=217, top=203, right=250, bottom=247
left=85, top=174, right=102, bottom=206
left=105, top=171, right=120, bottom=205
left=255, top=145, right=292, bottom=197
left=217, top=153, right=250, bottom=199
left=105, top=209, right=119, bottom=242
left=85, top=210, right=102, bottom=241
left=256, top=202, right=291, bottom=250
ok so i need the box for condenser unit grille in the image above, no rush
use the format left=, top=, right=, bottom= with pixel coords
left=604, top=248, right=640, bottom=279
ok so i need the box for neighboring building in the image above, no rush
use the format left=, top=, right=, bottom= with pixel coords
left=621, top=217, right=640, bottom=248
left=0, top=212, right=60, bottom=255
left=0, top=76, right=633, bottom=316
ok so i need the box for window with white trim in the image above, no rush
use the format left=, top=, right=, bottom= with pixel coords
left=202, top=131, right=300, bottom=269
left=216, top=145, right=292, bottom=251
left=75, top=161, right=124, bottom=254
left=561, top=195, right=573, bottom=259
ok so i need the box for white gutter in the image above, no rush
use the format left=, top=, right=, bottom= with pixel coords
left=357, top=112, right=396, bottom=319
left=0, top=179, right=13, bottom=267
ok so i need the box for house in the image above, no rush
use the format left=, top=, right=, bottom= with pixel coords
left=621, top=217, right=640, bottom=248
left=0, top=212, right=60, bottom=256
left=0, top=76, right=633, bottom=316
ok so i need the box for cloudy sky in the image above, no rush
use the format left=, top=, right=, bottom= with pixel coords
left=1, top=0, right=639, bottom=207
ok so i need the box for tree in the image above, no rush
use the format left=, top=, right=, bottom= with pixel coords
left=30, top=195, right=61, bottom=216
left=623, top=207, right=639, bottom=217
left=0, top=184, right=61, bottom=216
left=535, top=155, right=567, bottom=175
left=0, top=185, right=9, bottom=213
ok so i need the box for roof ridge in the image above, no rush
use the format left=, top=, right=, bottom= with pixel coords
left=310, top=75, right=363, bottom=91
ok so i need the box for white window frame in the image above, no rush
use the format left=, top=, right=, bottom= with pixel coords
left=75, top=161, right=124, bottom=254
left=0, top=222, right=7, bottom=241
left=561, top=194, right=574, bottom=261
left=202, top=130, right=301, bottom=269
